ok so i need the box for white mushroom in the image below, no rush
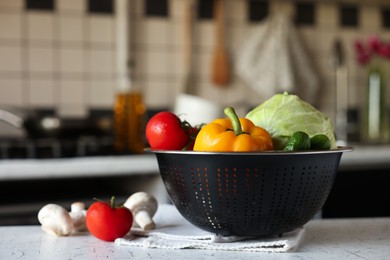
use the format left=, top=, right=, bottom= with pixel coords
left=124, top=192, right=158, bottom=230
left=38, top=202, right=88, bottom=236
left=37, top=204, right=74, bottom=236
left=69, top=202, right=87, bottom=232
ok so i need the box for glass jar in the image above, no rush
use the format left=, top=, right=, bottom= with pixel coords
left=114, top=89, right=146, bottom=154
left=361, top=62, right=389, bottom=144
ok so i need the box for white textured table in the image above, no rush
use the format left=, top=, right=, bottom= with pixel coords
left=1, top=218, right=389, bottom=259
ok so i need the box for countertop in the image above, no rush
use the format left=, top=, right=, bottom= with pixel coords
left=0, top=154, right=159, bottom=180
left=338, top=144, right=390, bottom=171
left=1, top=218, right=389, bottom=259
left=0, top=144, right=389, bottom=181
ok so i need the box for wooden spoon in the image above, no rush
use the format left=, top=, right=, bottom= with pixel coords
left=211, top=0, right=230, bottom=87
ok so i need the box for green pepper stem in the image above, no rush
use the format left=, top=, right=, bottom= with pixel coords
left=224, top=107, right=243, bottom=136
left=110, top=196, right=116, bottom=208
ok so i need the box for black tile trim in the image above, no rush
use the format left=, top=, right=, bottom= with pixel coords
left=295, top=2, right=315, bottom=26
left=340, top=4, right=359, bottom=28
left=248, top=0, right=268, bottom=23
left=198, top=0, right=213, bottom=20
left=145, top=0, right=169, bottom=17
left=382, top=7, right=390, bottom=29
left=25, top=0, right=55, bottom=11
left=87, top=0, right=114, bottom=15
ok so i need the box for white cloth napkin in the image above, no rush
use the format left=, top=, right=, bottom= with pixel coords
left=235, top=12, right=319, bottom=104
left=115, top=204, right=305, bottom=253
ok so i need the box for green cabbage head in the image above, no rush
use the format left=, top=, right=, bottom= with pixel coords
left=246, top=92, right=337, bottom=150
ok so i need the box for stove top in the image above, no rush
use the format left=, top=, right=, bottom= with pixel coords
left=0, top=136, right=119, bottom=159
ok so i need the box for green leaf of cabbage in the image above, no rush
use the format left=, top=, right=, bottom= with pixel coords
left=245, top=92, right=337, bottom=150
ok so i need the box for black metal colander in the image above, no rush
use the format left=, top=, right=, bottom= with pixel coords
left=149, top=147, right=353, bottom=237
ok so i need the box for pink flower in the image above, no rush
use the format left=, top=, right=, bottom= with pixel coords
left=378, top=44, right=390, bottom=58
left=354, top=40, right=371, bottom=65
left=357, top=52, right=371, bottom=65
left=354, top=35, right=390, bottom=66
left=367, top=35, right=381, bottom=54
left=354, top=40, right=365, bottom=53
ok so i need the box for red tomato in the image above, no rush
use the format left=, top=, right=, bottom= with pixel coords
left=86, top=197, right=133, bottom=242
left=146, top=111, right=191, bottom=150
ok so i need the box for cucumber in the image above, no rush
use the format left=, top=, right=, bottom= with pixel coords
left=310, top=134, right=331, bottom=150
left=283, top=131, right=311, bottom=151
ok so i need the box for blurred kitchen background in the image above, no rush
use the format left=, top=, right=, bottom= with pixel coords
left=0, top=0, right=389, bottom=225
left=0, top=0, right=389, bottom=136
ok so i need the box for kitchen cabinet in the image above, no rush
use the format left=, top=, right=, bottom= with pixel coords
left=323, top=144, right=390, bottom=218
left=0, top=154, right=167, bottom=225
left=322, top=168, right=390, bottom=218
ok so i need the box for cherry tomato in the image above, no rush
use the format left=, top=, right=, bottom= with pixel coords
left=86, top=197, right=133, bottom=242
left=146, top=111, right=191, bottom=150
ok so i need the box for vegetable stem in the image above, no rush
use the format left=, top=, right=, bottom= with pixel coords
left=110, top=196, right=116, bottom=208
left=224, top=107, right=243, bottom=136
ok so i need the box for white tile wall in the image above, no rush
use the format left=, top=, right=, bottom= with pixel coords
left=0, top=0, right=23, bottom=11
left=88, top=79, right=116, bottom=107
left=27, top=45, right=55, bottom=73
left=58, top=16, right=85, bottom=43
left=361, top=6, right=381, bottom=30
left=196, top=22, right=215, bottom=49
left=0, top=13, right=22, bottom=40
left=143, top=19, right=171, bottom=46
left=0, top=78, right=23, bottom=106
left=59, top=48, right=85, bottom=74
left=57, top=0, right=85, bottom=13
left=143, top=79, right=172, bottom=108
left=26, top=13, right=55, bottom=42
left=88, top=16, right=115, bottom=45
left=0, top=0, right=389, bottom=124
left=59, top=79, right=85, bottom=105
left=0, top=46, right=23, bottom=72
left=28, top=78, right=56, bottom=106
left=143, top=49, right=170, bottom=76
left=58, top=79, right=88, bottom=117
left=317, top=3, right=338, bottom=30
left=87, top=48, right=114, bottom=76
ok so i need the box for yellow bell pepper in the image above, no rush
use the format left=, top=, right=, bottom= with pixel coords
left=193, top=107, right=273, bottom=152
